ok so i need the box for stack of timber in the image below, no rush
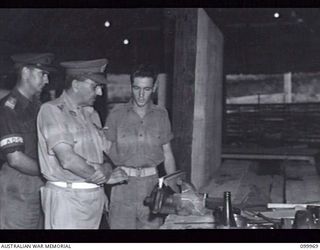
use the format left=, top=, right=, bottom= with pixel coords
left=200, top=160, right=284, bottom=208
left=225, top=102, right=320, bottom=146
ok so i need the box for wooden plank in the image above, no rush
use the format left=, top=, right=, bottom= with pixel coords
left=285, top=160, right=318, bottom=177
left=171, top=8, right=198, bottom=181
left=199, top=160, right=250, bottom=199
left=232, top=161, right=276, bottom=207
left=222, top=146, right=319, bottom=156
left=285, top=161, right=320, bottom=203
left=191, top=8, right=223, bottom=189
left=284, top=72, right=292, bottom=103
left=286, top=175, right=320, bottom=203
left=156, top=73, right=167, bottom=108
left=270, top=175, right=284, bottom=203
left=268, top=203, right=320, bottom=209
left=163, top=8, right=176, bottom=114
left=221, top=153, right=315, bottom=164
left=260, top=210, right=296, bottom=219
left=201, top=159, right=285, bottom=206
left=160, top=213, right=215, bottom=229
left=171, top=8, right=224, bottom=188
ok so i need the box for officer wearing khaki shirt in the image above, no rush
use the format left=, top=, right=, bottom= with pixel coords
left=0, top=53, right=55, bottom=229
left=105, top=64, right=177, bottom=229
left=37, top=58, right=127, bottom=229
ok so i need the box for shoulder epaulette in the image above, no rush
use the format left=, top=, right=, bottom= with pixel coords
left=4, top=96, right=17, bottom=110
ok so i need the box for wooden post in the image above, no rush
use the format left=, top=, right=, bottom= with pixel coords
left=171, top=8, right=224, bottom=189
left=156, top=73, right=167, bottom=107
left=284, top=72, right=292, bottom=103
left=163, top=8, right=176, bottom=115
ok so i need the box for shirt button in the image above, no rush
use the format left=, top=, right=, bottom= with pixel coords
left=139, top=134, right=143, bottom=137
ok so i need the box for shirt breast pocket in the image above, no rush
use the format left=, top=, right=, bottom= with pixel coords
left=117, top=123, right=133, bottom=142
left=148, top=127, right=162, bottom=146
left=67, top=123, right=83, bottom=144
left=115, top=125, right=136, bottom=158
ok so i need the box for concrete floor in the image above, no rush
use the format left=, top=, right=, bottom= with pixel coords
left=200, top=159, right=320, bottom=208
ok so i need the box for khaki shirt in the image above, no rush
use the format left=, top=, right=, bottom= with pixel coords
left=37, top=91, right=107, bottom=182
left=104, top=101, right=173, bottom=168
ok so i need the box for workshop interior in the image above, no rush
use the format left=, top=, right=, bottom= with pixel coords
left=2, top=8, right=320, bottom=230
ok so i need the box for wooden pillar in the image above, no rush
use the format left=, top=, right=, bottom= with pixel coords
left=156, top=73, right=167, bottom=107
left=284, top=72, right=292, bottom=103
left=171, top=8, right=224, bottom=189
left=163, top=8, right=176, bottom=116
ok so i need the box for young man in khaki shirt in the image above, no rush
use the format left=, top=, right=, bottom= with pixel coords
left=105, top=64, right=176, bottom=229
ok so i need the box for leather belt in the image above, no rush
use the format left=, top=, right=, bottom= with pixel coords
left=121, top=166, right=157, bottom=177
left=48, top=181, right=101, bottom=189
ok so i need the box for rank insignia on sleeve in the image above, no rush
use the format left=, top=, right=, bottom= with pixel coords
left=4, top=97, right=17, bottom=110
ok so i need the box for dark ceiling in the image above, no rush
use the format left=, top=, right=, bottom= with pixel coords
left=0, top=8, right=164, bottom=74
left=206, top=8, right=320, bottom=74
left=1, top=8, right=320, bottom=75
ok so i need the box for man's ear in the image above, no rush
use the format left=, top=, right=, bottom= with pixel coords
left=21, top=66, right=30, bottom=80
left=71, top=79, right=79, bottom=92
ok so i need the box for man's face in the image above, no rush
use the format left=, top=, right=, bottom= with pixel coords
left=131, top=76, right=155, bottom=108
left=77, top=78, right=103, bottom=106
left=26, top=67, right=49, bottom=93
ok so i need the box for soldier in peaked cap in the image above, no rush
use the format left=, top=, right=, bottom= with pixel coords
left=37, top=58, right=128, bottom=229
left=0, top=53, right=55, bottom=229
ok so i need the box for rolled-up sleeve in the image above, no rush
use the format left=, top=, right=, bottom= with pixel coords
left=160, top=109, right=174, bottom=145
left=104, top=110, right=117, bottom=142
left=0, top=107, right=25, bottom=155
left=37, top=104, right=74, bottom=155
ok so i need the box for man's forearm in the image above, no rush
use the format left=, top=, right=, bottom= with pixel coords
left=53, top=143, right=104, bottom=180
left=7, top=151, right=40, bottom=176
left=61, top=154, right=97, bottom=179
left=164, top=156, right=176, bottom=175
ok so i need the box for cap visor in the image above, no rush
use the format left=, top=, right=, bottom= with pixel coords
left=86, top=74, right=107, bottom=84
left=35, top=65, right=57, bottom=72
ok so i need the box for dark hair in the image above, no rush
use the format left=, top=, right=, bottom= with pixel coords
left=130, top=64, right=157, bottom=84
left=63, top=74, right=87, bottom=90
left=15, top=65, right=30, bottom=83
left=15, top=65, right=43, bottom=83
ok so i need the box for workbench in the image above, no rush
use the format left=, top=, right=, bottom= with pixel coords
left=159, top=209, right=295, bottom=229
left=222, top=146, right=319, bottom=165
left=160, top=213, right=215, bottom=229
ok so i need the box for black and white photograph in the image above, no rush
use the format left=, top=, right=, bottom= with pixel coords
left=1, top=6, right=320, bottom=243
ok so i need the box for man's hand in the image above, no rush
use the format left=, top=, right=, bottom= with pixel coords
left=106, top=167, right=129, bottom=185
left=85, top=168, right=107, bottom=185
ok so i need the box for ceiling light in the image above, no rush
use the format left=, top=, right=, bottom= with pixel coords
left=274, top=12, right=280, bottom=18
left=104, top=21, right=111, bottom=27
left=123, top=39, right=129, bottom=45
